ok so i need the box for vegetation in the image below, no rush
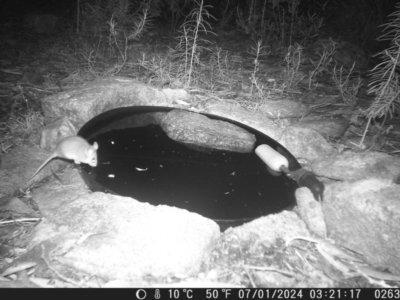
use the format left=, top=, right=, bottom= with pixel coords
left=2, top=0, right=399, bottom=153
left=355, top=3, right=400, bottom=146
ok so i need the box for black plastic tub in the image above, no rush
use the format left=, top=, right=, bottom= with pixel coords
left=78, top=106, right=300, bottom=231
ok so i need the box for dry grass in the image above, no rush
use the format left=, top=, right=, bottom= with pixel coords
left=3, top=0, right=397, bottom=152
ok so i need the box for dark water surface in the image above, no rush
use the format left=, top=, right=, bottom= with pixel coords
left=78, top=107, right=299, bottom=230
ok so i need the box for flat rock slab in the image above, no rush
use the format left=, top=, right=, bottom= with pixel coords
left=29, top=170, right=220, bottom=281
left=160, top=110, right=256, bottom=153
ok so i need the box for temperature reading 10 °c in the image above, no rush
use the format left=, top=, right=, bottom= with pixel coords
left=168, top=289, right=194, bottom=299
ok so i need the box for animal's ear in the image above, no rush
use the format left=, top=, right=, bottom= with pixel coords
left=93, top=142, right=99, bottom=150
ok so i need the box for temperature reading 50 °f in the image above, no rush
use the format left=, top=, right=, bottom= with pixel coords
left=206, top=289, right=232, bottom=298
left=168, top=289, right=193, bottom=299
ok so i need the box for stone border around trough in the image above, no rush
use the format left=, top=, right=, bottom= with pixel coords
left=7, top=76, right=400, bottom=283
left=2, top=77, right=400, bottom=280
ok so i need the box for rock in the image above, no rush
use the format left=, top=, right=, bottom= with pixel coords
left=258, top=99, right=310, bottom=118
left=39, top=116, right=77, bottom=151
left=312, top=151, right=400, bottom=181
left=295, top=188, right=326, bottom=237
left=41, top=77, right=195, bottom=130
left=292, top=117, right=349, bottom=139
left=227, top=210, right=310, bottom=243
left=323, top=178, right=400, bottom=275
left=278, top=127, right=337, bottom=163
left=29, top=170, right=220, bottom=280
left=160, top=110, right=256, bottom=153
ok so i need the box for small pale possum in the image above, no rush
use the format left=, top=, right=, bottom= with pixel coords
left=28, top=136, right=98, bottom=181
